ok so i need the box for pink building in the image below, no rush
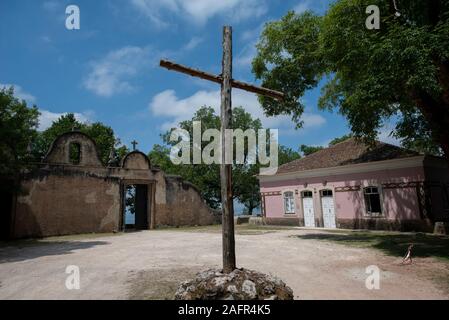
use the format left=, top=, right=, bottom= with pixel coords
left=259, top=139, right=449, bottom=232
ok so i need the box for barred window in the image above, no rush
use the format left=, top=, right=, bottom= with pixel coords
left=302, top=191, right=313, bottom=198
left=283, top=191, right=295, bottom=214
left=364, top=187, right=382, bottom=214
left=320, top=189, right=333, bottom=197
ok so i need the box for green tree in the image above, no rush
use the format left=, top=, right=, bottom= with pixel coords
left=252, top=1, right=449, bottom=158
left=31, top=113, right=82, bottom=161
left=84, top=122, right=116, bottom=165
left=149, top=106, right=294, bottom=213
left=329, top=134, right=353, bottom=146
left=299, top=134, right=354, bottom=156
left=32, top=113, right=124, bottom=165
left=111, top=144, right=130, bottom=166
left=300, top=144, right=324, bottom=156
left=278, top=145, right=301, bottom=163
left=0, top=87, right=39, bottom=180
left=149, top=107, right=222, bottom=208
left=150, top=106, right=262, bottom=210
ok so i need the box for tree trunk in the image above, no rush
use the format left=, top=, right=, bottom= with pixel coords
left=411, top=88, right=449, bottom=162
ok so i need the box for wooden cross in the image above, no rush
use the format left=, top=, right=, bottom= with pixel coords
left=160, top=26, right=284, bottom=273
left=131, top=140, right=138, bottom=151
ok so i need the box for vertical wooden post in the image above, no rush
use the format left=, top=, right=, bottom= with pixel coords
left=221, top=26, right=236, bottom=273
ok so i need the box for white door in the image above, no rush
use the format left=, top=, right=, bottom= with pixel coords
left=303, top=198, right=315, bottom=227
left=302, top=194, right=315, bottom=227
left=321, top=191, right=336, bottom=229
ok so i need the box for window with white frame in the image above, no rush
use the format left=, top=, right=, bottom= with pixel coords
left=364, top=186, right=382, bottom=215
left=283, top=191, right=295, bottom=214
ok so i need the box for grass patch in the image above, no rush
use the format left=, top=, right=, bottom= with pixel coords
left=294, top=230, right=449, bottom=263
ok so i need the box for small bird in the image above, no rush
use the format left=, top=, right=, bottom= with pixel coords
left=401, top=244, right=414, bottom=265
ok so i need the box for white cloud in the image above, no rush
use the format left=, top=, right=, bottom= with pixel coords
left=42, top=0, right=60, bottom=12
left=235, top=44, right=257, bottom=68
left=377, top=123, right=401, bottom=146
left=240, top=24, right=262, bottom=42
left=1, top=83, right=94, bottom=131
left=38, top=110, right=94, bottom=131
left=83, top=46, right=153, bottom=97
left=40, top=35, right=52, bottom=43
left=0, top=83, right=36, bottom=104
left=130, top=0, right=268, bottom=27
left=149, top=89, right=325, bottom=133
left=302, top=113, right=327, bottom=128
left=294, top=0, right=330, bottom=14
left=183, top=37, right=204, bottom=51
left=235, top=23, right=266, bottom=68
left=294, top=1, right=312, bottom=14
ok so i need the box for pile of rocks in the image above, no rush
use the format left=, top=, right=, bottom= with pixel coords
left=175, top=268, right=294, bottom=300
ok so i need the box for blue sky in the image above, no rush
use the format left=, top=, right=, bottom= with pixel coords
left=0, top=0, right=397, bottom=153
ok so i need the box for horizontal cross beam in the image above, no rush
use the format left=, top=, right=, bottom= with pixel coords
left=160, top=59, right=284, bottom=101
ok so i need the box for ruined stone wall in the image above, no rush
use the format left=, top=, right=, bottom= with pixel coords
left=155, top=176, right=221, bottom=227
left=13, top=170, right=121, bottom=238
left=9, top=132, right=221, bottom=239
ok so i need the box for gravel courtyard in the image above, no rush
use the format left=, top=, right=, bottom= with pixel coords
left=0, top=226, right=448, bottom=300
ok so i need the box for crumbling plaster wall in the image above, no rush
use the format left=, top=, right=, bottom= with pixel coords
left=13, top=170, right=120, bottom=238
left=11, top=132, right=220, bottom=238
left=155, top=175, right=221, bottom=227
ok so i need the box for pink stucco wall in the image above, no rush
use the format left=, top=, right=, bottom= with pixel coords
left=261, top=166, right=425, bottom=222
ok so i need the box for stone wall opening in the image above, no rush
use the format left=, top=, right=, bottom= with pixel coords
left=123, top=183, right=150, bottom=231
left=69, top=142, right=81, bottom=165
left=0, top=181, right=14, bottom=240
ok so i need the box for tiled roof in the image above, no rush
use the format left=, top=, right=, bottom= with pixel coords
left=276, top=138, right=420, bottom=174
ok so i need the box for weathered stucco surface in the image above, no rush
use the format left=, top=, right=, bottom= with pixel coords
left=260, top=159, right=449, bottom=232
left=15, top=174, right=120, bottom=237
left=9, top=132, right=219, bottom=239
left=155, top=176, right=221, bottom=227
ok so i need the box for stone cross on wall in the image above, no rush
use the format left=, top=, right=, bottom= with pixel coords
left=131, top=140, right=138, bottom=151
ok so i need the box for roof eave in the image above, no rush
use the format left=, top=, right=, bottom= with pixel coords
left=258, top=155, right=426, bottom=182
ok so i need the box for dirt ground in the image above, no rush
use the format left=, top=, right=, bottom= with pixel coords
left=0, top=227, right=448, bottom=300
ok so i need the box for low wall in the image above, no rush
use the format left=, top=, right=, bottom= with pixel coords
left=263, top=216, right=433, bottom=232
left=155, top=176, right=221, bottom=227
left=337, top=218, right=434, bottom=232
left=264, top=217, right=301, bottom=226
left=13, top=172, right=121, bottom=238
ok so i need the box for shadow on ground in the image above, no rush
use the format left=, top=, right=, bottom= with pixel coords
left=0, top=240, right=110, bottom=263
left=127, top=267, right=202, bottom=300
left=294, top=231, right=449, bottom=262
